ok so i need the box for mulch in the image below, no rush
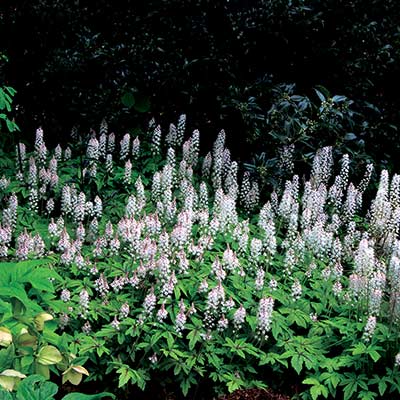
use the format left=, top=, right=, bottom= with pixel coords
left=219, top=388, right=291, bottom=400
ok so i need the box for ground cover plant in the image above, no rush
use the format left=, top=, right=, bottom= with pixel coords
left=1, top=117, right=400, bottom=399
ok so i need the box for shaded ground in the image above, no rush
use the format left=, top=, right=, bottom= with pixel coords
left=60, top=382, right=292, bottom=400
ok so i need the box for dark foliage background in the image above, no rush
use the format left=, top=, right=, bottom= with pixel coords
left=1, top=0, right=400, bottom=167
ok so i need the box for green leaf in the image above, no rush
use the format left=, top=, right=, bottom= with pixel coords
left=343, top=380, right=358, bottom=400
left=303, top=378, right=321, bottom=386
left=368, top=350, right=380, bottom=362
left=133, top=94, right=150, bottom=113
left=291, top=354, right=304, bottom=375
left=180, top=378, right=191, bottom=397
left=121, top=92, right=135, bottom=108
left=187, top=329, right=200, bottom=351
left=357, top=391, right=377, bottom=400
left=16, top=374, right=58, bottom=400
left=378, top=379, right=387, bottom=396
left=117, top=366, right=132, bottom=388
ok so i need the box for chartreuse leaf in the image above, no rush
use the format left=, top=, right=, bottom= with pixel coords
left=36, top=345, right=63, bottom=365
left=0, top=370, right=26, bottom=392
left=0, top=328, right=12, bottom=347
left=303, top=378, right=329, bottom=400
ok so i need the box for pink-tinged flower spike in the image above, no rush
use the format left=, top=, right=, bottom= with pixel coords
left=232, top=220, right=250, bottom=256
left=175, top=300, right=187, bottom=334
left=217, top=194, right=238, bottom=233
left=255, top=268, right=265, bottom=291
left=59, top=313, right=70, bottom=330
left=60, top=289, right=71, bottom=302
left=100, top=118, right=108, bottom=135
left=132, top=136, right=140, bottom=159
left=0, top=176, right=9, bottom=191
left=87, top=137, right=99, bottom=161
left=143, top=287, right=157, bottom=316
left=151, top=172, right=162, bottom=202
left=88, top=218, right=99, bottom=241
left=175, top=247, right=191, bottom=274
left=357, top=163, right=374, bottom=195
left=37, top=143, right=48, bottom=166
left=278, top=144, right=295, bottom=175
left=111, top=316, right=120, bottom=331
left=16, top=142, right=26, bottom=173
left=189, top=129, right=200, bottom=166
left=245, top=181, right=259, bottom=212
left=157, top=303, right=168, bottom=322
left=72, top=192, right=86, bottom=223
left=94, top=196, right=103, bottom=219
left=120, top=133, right=130, bottom=160
left=104, top=221, right=114, bottom=242
left=206, top=282, right=225, bottom=313
left=123, top=159, right=132, bottom=186
left=64, top=146, right=72, bottom=160
left=110, top=276, right=127, bottom=293
left=119, top=303, right=130, bottom=319
left=240, top=171, right=251, bottom=209
left=225, top=161, right=239, bottom=201
left=32, top=234, right=45, bottom=257
left=109, top=235, right=120, bottom=255
left=291, top=279, right=302, bottom=301
left=211, top=258, right=226, bottom=281
left=362, top=315, right=376, bottom=342
left=166, top=123, right=177, bottom=148
left=79, top=289, right=90, bottom=318
left=107, top=132, right=115, bottom=153
left=48, top=169, right=58, bottom=190
left=28, top=187, right=39, bottom=213
left=182, top=139, right=191, bottom=165
left=176, top=114, right=186, bottom=147
left=81, top=321, right=91, bottom=334
left=135, top=176, right=146, bottom=212
left=2, top=194, right=18, bottom=231
left=105, top=154, right=113, bottom=174
left=222, top=246, right=240, bottom=272
left=369, top=170, right=390, bottom=238
left=256, top=297, right=274, bottom=340
left=198, top=279, right=209, bottom=293
left=28, top=157, right=38, bottom=187
left=217, top=315, right=229, bottom=332
left=211, top=146, right=224, bottom=190
left=61, top=185, right=72, bottom=216
left=250, top=238, right=263, bottom=266
left=222, top=148, right=231, bottom=177
left=16, top=230, right=33, bottom=260
left=310, top=146, right=333, bottom=188
left=233, top=305, right=246, bottom=331
left=0, top=225, right=11, bottom=257
left=34, top=127, right=45, bottom=162
left=202, top=152, right=212, bottom=179
left=99, top=132, right=107, bottom=159
left=151, top=125, right=162, bottom=156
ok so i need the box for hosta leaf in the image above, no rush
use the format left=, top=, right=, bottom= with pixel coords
left=0, top=328, right=12, bottom=347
